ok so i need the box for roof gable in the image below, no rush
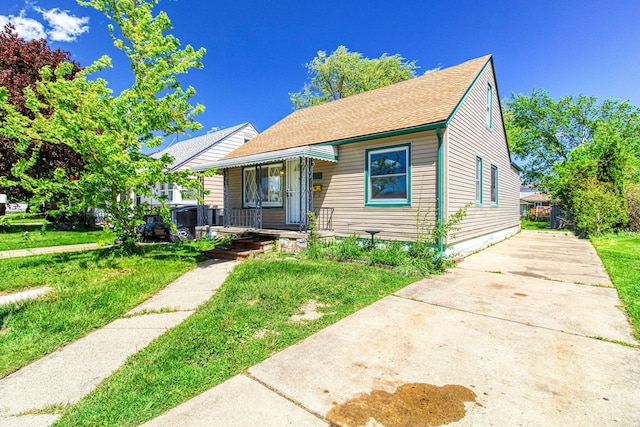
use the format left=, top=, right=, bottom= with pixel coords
left=225, top=55, right=491, bottom=160
left=153, top=122, right=253, bottom=170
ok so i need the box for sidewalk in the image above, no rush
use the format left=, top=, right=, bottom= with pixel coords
left=0, top=243, right=101, bottom=259
left=0, top=258, right=236, bottom=427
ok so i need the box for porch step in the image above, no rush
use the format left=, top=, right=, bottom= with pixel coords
left=204, top=247, right=261, bottom=261
left=232, top=238, right=274, bottom=251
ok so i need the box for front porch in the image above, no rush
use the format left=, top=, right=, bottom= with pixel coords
left=192, top=144, right=339, bottom=234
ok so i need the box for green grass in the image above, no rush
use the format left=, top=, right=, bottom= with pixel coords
left=520, top=218, right=552, bottom=230
left=0, top=224, right=115, bottom=251
left=55, top=259, right=418, bottom=426
left=0, top=242, right=212, bottom=377
left=591, top=233, right=640, bottom=341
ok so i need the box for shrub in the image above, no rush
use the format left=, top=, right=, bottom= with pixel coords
left=626, top=183, right=640, bottom=231
left=368, top=240, right=409, bottom=267
left=573, top=178, right=628, bottom=235
left=334, top=234, right=365, bottom=261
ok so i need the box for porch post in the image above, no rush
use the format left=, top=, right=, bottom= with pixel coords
left=298, top=158, right=304, bottom=232
left=223, top=168, right=230, bottom=227
left=255, top=164, right=263, bottom=229
left=299, top=157, right=313, bottom=232
left=307, top=158, right=314, bottom=224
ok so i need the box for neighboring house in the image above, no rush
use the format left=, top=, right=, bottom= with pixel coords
left=520, top=191, right=552, bottom=217
left=193, top=55, right=521, bottom=256
left=139, top=122, right=258, bottom=225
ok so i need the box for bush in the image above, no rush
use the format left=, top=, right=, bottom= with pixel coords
left=573, top=179, right=628, bottom=235
left=334, top=234, right=366, bottom=261
left=626, top=183, right=640, bottom=231
left=368, top=240, right=409, bottom=267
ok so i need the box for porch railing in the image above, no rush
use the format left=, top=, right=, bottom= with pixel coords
left=314, top=207, right=334, bottom=231
left=224, top=208, right=262, bottom=229
left=221, top=207, right=334, bottom=231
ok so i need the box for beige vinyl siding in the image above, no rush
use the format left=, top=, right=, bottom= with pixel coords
left=224, top=132, right=437, bottom=239
left=319, top=131, right=437, bottom=241
left=202, top=175, right=223, bottom=208
left=445, top=62, right=520, bottom=245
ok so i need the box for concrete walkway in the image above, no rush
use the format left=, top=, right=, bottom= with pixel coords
left=0, top=258, right=236, bottom=427
left=0, top=243, right=101, bottom=259
left=145, top=230, right=639, bottom=427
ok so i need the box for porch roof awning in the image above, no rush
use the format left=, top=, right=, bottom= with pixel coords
left=191, top=144, right=338, bottom=171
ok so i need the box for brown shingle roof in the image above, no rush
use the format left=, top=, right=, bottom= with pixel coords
left=225, top=55, right=492, bottom=159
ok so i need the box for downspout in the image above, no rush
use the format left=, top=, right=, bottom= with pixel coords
left=436, top=127, right=444, bottom=257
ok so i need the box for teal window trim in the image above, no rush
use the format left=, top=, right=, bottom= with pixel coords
left=365, top=143, right=411, bottom=207
left=242, top=163, right=284, bottom=208
left=490, top=163, right=499, bottom=206
left=475, top=155, right=483, bottom=206
left=486, top=83, right=493, bottom=130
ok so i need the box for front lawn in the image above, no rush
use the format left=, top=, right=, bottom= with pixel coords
left=0, top=242, right=212, bottom=377
left=0, top=223, right=115, bottom=251
left=55, top=259, right=418, bottom=426
left=591, top=233, right=640, bottom=340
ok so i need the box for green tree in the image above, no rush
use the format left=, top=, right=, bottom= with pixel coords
left=503, top=88, right=640, bottom=185
left=0, top=0, right=208, bottom=245
left=0, top=24, right=84, bottom=209
left=547, top=121, right=637, bottom=235
left=290, top=45, right=417, bottom=109
left=505, top=89, right=640, bottom=235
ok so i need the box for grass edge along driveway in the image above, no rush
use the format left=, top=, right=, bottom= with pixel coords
left=591, top=232, right=640, bottom=341
left=55, top=258, right=418, bottom=426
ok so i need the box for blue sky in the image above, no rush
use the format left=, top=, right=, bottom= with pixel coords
left=2, top=0, right=639, bottom=151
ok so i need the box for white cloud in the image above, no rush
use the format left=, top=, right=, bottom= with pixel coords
left=0, top=10, right=47, bottom=40
left=423, top=66, right=442, bottom=75
left=34, top=7, right=89, bottom=42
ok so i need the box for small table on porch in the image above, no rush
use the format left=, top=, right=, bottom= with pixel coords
left=363, top=229, right=381, bottom=250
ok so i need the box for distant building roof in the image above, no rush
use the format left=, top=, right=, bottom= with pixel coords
left=224, top=55, right=492, bottom=160
left=153, top=123, right=252, bottom=170
left=521, top=192, right=551, bottom=203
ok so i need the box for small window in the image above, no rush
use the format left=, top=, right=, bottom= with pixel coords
left=243, top=163, right=283, bottom=207
left=158, top=183, right=174, bottom=202
left=490, top=164, right=498, bottom=205
left=486, top=83, right=493, bottom=129
left=475, top=156, right=483, bottom=205
left=366, top=145, right=410, bottom=205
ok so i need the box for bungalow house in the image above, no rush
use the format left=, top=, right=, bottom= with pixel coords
left=138, top=122, right=258, bottom=226
left=193, top=55, right=521, bottom=255
left=520, top=191, right=552, bottom=217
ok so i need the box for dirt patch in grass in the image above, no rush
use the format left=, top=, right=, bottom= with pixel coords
left=288, top=299, right=332, bottom=323
left=326, top=383, right=478, bottom=427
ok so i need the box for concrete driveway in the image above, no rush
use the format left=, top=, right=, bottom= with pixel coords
left=148, top=230, right=640, bottom=426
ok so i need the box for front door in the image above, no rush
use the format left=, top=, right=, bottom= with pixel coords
left=286, top=159, right=301, bottom=224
